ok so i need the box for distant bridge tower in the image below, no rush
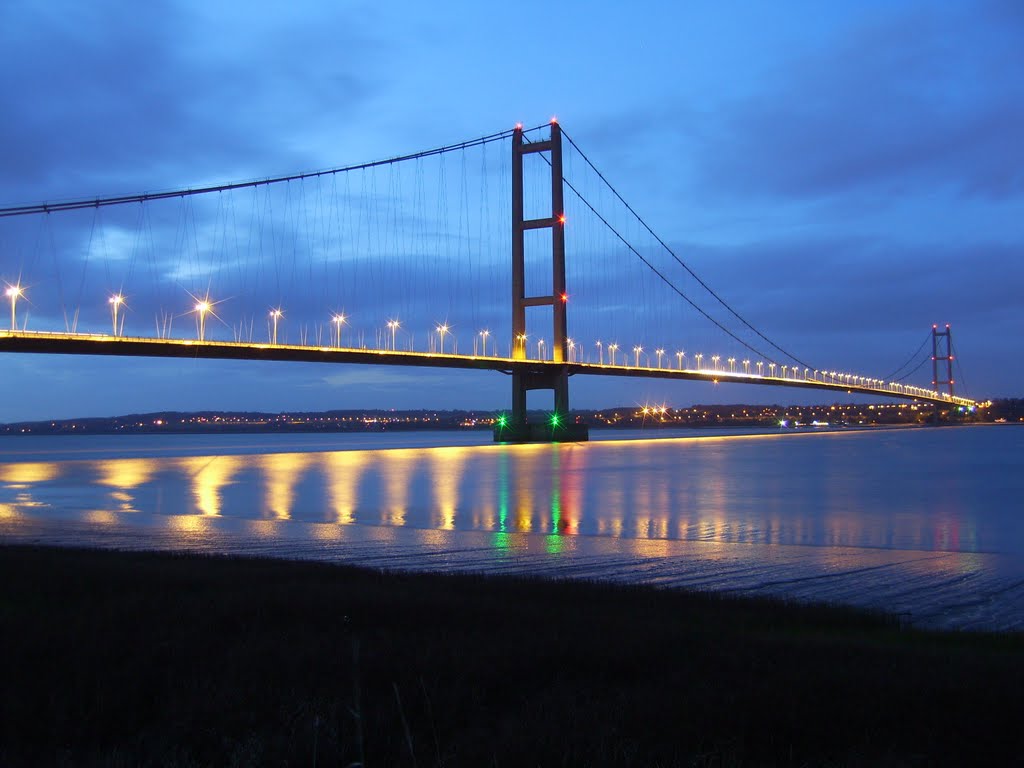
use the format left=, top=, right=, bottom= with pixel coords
left=495, top=121, right=588, bottom=442
left=932, top=323, right=955, bottom=398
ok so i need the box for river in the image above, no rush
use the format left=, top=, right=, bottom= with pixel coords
left=1, top=424, right=1021, bottom=631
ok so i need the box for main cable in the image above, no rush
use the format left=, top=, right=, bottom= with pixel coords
left=561, top=128, right=813, bottom=371
left=0, top=125, right=549, bottom=217
left=951, top=339, right=969, bottom=398
left=895, top=354, right=930, bottom=383
left=882, top=331, right=932, bottom=382
left=557, top=170, right=780, bottom=366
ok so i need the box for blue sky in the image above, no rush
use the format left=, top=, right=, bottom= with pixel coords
left=0, top=0, right=1020, bottom=421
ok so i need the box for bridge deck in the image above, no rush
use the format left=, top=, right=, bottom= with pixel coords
left=0, top=331, right=975, bottom=407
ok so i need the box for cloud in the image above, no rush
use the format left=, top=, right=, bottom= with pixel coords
left=691, top=5, right=1024, bottom=202
left=0, top=0, right=379, bottom=204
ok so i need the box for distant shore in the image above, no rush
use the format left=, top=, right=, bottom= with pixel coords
left=2, top=544, right=1021, bottom=766
left=1, top=398, right=1010, bottom=436
left=0, top=405, right=1003, bottom=436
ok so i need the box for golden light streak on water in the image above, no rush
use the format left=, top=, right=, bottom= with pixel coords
left=180, top=455, right=243, bottom=516
left=247, top=519, right=281, bottom=538
left=509, top=443, right=555, bottom=533
left=310, top=521, right=343, bottom=541
left=93, top=457, right=160, bottom=512
left=429, top=446, right=469, bottom=530
left=261, top=452, right=312, bottom=520
left=381, top=449, right=418, bottom=527
left=97, top=458, right=157, bottom=490
left=514, top=462, right=536, bottom=533
left=604, top=474, right=626, bottom=538
left=471, top=484, right=496, bottom=531
left=323, top=450, right=369, bottom=525
left=0, top=502, right=19, bottom=519
left=85, top=510, right=118, bottom=525
left=0, top=462, right=59, bottom=484
left=167, top=514, right=214, bottom=534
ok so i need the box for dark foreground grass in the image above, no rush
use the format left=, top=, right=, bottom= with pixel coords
left=1, top=546, right=1022, bottom=767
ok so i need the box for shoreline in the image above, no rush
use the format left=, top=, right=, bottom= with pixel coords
left=2, top=543, right=1021, bottom=766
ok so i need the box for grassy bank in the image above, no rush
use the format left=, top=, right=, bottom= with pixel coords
left=1, top=545, right=1021, bottom=766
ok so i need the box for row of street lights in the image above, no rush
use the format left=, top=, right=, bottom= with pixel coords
left=2, top=284, right=953, bottom=401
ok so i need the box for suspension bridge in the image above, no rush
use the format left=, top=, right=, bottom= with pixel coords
left=0, top=121, right=976, bottom=441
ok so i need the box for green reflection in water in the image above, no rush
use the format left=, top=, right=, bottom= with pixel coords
left=494, top=452, right=510, bottom=551
left=547, top=448, right=563, bottom=554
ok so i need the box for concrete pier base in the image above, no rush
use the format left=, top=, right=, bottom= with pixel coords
left=493, top=422, right=589, bottom=443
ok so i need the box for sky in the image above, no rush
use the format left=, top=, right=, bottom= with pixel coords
left=0, top=0, right=1021, bottom=421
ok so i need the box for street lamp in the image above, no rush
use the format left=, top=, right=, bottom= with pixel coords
left=728, top=357, right=736, bottom=373
left=711, top=355, right=720, bottom=371
left=781, top=365, right=788, bottom=378
left=479, top=329, right=490, bottom=356
left=108, top=293, right=125, bottom=336
left=387, top=319, right=400, bottom=351
left=596, top=340, right=603, bottom=365
left=656, top=348, right=665, bottom=368
left=743, top=359, right=750, bottom=375
left=567, top=337, right=576, bottom=362
left=608, top=343, right=619, bottom=365
left=269, top=308, right=283, bottom=344
left=756, top=361, right=764, bottom=376
left=695, top=353, right=703, bottom=370
left=436, top=323, right=450, bottom=354
left=5, top=284, right=23, bottom=331
left=194, top=300, right=212, bottom=341
left=633, top=345, right=643, bottom=367
left=676, top=350, right=684, bottom=369
left=769, top=363, right=777, bottom=377
left=331, top=313, right=347, bottom=347
left=515, top=332, right=527, bottom=357
left=537, top=338, right=545, bottom=359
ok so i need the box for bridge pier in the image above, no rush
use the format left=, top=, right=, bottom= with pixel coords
left=494, top=121, right=588, bottom=443
left=494, top=365, right=588, bottom=442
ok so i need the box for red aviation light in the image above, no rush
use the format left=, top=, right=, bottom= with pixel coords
left=557, top=214, right=566, bottom=224
left=560, top=293, right=569, bottom=303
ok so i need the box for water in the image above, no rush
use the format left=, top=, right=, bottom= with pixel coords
left=2, top=425, right=1022, bottom=631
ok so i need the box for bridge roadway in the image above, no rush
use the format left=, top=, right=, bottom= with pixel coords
left=0, top=331, right=975, bottom=408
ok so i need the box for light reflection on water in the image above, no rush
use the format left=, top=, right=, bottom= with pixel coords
left=0, top=427, right=1021, bottom=557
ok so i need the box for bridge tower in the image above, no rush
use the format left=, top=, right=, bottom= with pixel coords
left=931, top=323, right=955, bottom=397
left=494, top=121, right=588, bottom=442
left=929, top=323, right=955, bottom=424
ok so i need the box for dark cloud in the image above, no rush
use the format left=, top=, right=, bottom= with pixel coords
left=691, top=6, right=1024, bottom=201
left=0, top=0, right=378, bottom=204
left=670, top=233, right=1023, bottom=396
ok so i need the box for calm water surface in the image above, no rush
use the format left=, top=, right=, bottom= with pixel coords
left=2, top=425, right=1022, bottom=630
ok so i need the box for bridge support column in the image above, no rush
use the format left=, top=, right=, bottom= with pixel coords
left=494, top=121, right=588, bottom=443
left=931, top=323, right=955, bottom=424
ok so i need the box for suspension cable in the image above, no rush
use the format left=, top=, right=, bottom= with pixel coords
left=895, top=355, right=931, bottom=383
left=558, top=172, right=780, bottom=365
left=0, top=124, right=549, bottom=218
left=882, top=331, right=932, bottom=382
left=560, top=128, right=813, bottom=371
left=951, top=339, right=969, bottom=398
